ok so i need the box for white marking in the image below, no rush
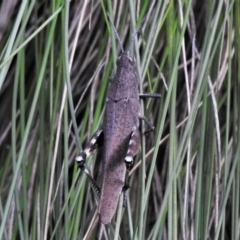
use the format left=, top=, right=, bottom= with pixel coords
left=75, top=155, right=84, bottom=162
left=84, top=168, right=91, bottom=175
left=129, top=139, right=135, bottom=145
left=90, top=138, right=96, bottom=145
left=85, top=148, right=91, bottom=156
left=127, top=55, right=134, bottom=62
left=125, top=156, right=133, bottom=163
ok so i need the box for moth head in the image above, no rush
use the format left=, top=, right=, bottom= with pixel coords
left=116, top=52, right=136, bottom=70
left=118, top=52, right=134, bottom=62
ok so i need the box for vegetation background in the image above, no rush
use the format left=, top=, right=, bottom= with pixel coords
left=0, top=0, right=239, bottom=239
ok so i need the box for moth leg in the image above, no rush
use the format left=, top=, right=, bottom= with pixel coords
left=75, top=127, right=104, bottom=197
left=123, top=128, right=141, bottom=206
left=76, top=127, right=104, bottom=166
left=79, top=166, right=101, bottom=198
left=138, top=114, right=155, bottom=133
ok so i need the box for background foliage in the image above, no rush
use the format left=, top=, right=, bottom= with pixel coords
left=0, top=0, right=239, bottom=239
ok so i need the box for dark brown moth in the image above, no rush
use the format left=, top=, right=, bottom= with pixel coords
left=76, top=13, right=160, bottom=238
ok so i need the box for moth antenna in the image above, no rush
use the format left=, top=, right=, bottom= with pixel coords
left=107, top=13, right=124, bottom=53
left=127, top=13, right=149, bottom=52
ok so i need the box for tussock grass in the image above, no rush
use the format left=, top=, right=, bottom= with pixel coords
left=0, top=0, right=239, bottom=239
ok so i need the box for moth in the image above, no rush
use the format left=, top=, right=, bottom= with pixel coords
left=76, top=13, right=160, bottom=239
